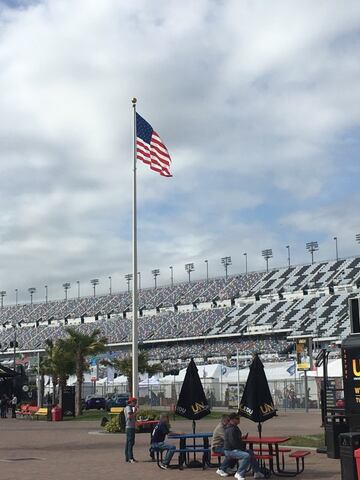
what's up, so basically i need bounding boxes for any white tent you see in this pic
[306,358,343,378]
[223,361,296,383]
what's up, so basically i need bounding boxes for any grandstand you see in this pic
[0,255,359,365]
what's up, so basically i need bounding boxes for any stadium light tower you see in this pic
[138,272,141,291]
[76,280,80,299]
[15,289,18,306]
[306,241,319,265]
[63,282,71,301]
[125,274,133,293]
[152,269,160,289]
[356,233,360,245]
[243,252,248,274]
[333,237,339,261]
[108,276,112,295]
[262,249,273,272]
[28,287,36,305]
[286,245,291,267]
[169,266,174,287]
[204,260,209,283]
[90,279,99,297]
[0,291,6,308]
[45,285,48,304]
[221,256,232,280]
[185,263,195,283]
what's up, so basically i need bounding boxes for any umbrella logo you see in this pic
[352,359,360,377]
[191,401,207,414]
[260,403,275,415]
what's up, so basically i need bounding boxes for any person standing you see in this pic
[224,413,264,480]
[124,397,138,463]
[0,395,8,418]
[10,394,17,419]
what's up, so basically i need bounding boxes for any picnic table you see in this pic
[245,436,310,476]
[167,432,212,469]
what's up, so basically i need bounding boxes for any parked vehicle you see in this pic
[106,394,129,410]
[84,395,106,410]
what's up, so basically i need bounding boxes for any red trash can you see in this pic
[51,405,62,422]
[355,449,360,479]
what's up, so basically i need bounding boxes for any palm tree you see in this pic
[58,328,107,416]
[105,351,162,394]
[41,339,76,405]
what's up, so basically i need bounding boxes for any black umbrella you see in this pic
[238,354,276,438]
[175,359,211,467]
[0,364,18,378]
[176,358,211,428]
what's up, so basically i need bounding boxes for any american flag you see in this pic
[136,113,172,177]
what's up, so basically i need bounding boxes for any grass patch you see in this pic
[283,434,325,448]
[63,410,106,421]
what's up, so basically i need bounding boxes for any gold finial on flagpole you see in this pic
[132,97,137,105]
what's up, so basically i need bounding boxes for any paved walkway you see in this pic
[0,410,341,480]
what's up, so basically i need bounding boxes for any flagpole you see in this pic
[132,97,139,398]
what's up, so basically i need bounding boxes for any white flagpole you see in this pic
[132,97,139,398]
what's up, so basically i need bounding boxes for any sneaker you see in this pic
[254,473,265,479]
[234,473,245,480]
[216,469,229,477]
[159,463,168,470]
[129,459,138,464]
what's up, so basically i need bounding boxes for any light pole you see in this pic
[63,282,71,301]
[169,266,174,287]
[243,252,248,274]
[204,260,209,283]
[45,285,48,304]
[108,276,112,295]
[125,274,133,293]
[356,233,360,246]
[333,237,339,261]
[15,289,18,306]
[76,280,80,299]
[28,287,36,305]
[185,263,195,283]
[138,272,141,291]
[286,245,291,267]
[262,249,273,272]
[152,269,160,289]
[0,291,6,308]
[90,279,99,297]
[11,323,18,370]
[221,256,232,280]
[306,241,319,264]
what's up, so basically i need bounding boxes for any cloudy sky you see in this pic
[0,0,360,304]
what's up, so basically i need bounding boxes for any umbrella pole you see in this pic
[193,420,196,462]
[258,422,262,455]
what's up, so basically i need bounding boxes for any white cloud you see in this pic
[0,0,359,302]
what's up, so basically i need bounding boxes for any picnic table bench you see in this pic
[34,407,49,420]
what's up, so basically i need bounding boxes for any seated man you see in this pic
[212,414,237,477]
[150,413,178,469]
[224,413,264,480]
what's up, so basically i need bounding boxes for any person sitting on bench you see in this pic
[224,413,264,480]
[150,414,179,470]
[212,414,237,476]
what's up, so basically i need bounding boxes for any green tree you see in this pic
[41,339,76,406]
[58,328,107,416]
[105,351,162,394]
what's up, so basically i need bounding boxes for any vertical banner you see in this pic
[296,337,313,371]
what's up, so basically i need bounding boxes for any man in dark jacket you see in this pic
[224,413,264,480]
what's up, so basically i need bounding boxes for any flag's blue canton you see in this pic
[136,113,153,144]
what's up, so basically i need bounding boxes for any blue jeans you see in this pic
[224,449,260,476]
[212,447,236,471]
[151,441,176,465]
[125,428,135,461]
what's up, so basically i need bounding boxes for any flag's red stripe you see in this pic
[136,130,172,177]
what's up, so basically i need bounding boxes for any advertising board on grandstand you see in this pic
[295,336,313,371]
